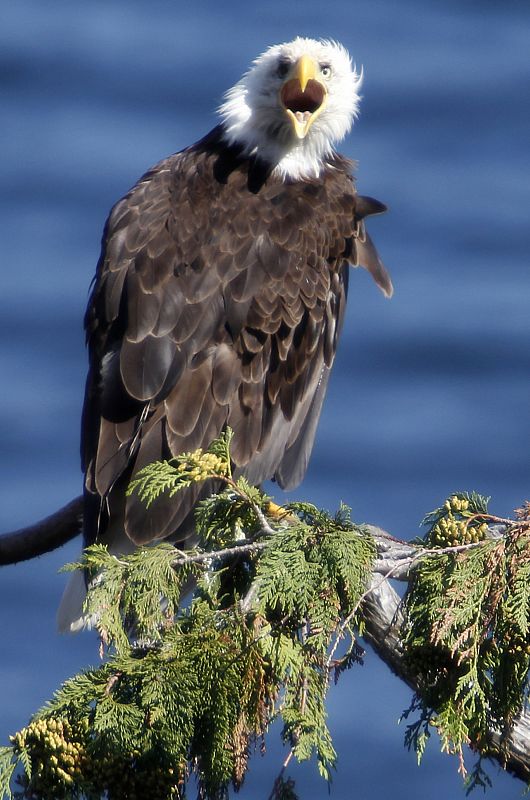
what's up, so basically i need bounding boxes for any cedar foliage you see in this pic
[1,432,529,799]
[0,431,375,800]
[402,493,530,788]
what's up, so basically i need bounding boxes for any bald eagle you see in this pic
[58,38,392,632]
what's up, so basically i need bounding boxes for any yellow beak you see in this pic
[296,53,317,92]
[280,54,328,139]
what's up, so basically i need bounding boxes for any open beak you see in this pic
[280,54,328,139]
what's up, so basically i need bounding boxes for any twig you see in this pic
[267,749,294,800]
[171,539,268,568]
[326,535,498,673]
[221,476,278,537]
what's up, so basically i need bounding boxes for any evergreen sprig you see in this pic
[126,428,233,508]
[254,504,375,781]
[4,450,530,798]
[402,492,530,780]
[2,433,376,800]
[63,542,202,653]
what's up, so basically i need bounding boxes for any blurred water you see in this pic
[1,1,528,797]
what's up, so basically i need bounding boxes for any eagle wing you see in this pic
[82,143,388,547]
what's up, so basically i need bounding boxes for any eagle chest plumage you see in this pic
[82,136,357,548]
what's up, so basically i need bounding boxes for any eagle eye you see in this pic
[276,59,291,79]
[320,63,332,79]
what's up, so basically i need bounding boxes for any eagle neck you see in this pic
[191,125,353,194]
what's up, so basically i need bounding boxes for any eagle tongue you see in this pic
[295,111,311,124]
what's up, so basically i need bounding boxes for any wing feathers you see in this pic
[120,334,178,401]
[211,344,242,405]
[356,231,394,298]
[82,140,390,550]
[164,357,214,437]
[126,274,162,342]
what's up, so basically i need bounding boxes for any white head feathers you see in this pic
[219,38,362,181]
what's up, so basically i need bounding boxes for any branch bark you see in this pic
[0,496,83,565]
[1,502,529,782]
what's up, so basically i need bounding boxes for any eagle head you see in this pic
[219,38,362,180]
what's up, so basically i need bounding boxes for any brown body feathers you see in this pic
[81,126,390,548]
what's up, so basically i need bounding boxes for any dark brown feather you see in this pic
[81,128,390,549]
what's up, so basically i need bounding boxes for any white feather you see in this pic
[57,520,137,634]
[56,570,91,633]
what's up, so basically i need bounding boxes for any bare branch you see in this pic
[171,539,268,567]
[0,496,83,565]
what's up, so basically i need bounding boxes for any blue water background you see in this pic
[1,1,529,797]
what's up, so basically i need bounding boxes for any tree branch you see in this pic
[0,496,83,565]
[361,535,530,784]
[1,501,529,782]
